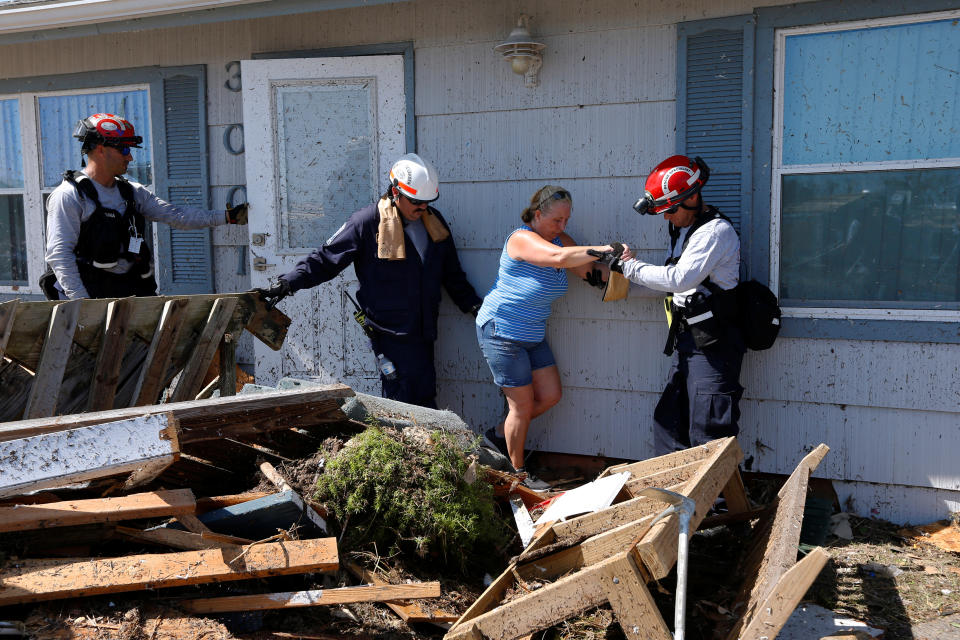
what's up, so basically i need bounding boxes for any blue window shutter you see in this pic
[154,68,213,294]
[677,16,755,242]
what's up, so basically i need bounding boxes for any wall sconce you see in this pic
[494,14,545,88]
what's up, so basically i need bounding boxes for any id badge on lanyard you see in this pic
[128,217,143,255]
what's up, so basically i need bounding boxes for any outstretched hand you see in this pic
[252,278,291,310]
[586,242,627,273]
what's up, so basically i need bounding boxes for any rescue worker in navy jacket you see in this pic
[43,112,248,300]
[594,155,744,454]
[256,153,482,409]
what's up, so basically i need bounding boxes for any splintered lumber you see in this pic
[23,300,82,419]
[170,297,239,402]
[635,437,743,579]
[132,297,190,407]
[86,298,134,412]
[736,548,830,640]
[447,550,649,640]
[0,537,338,605]
[179,582,442,614]
[260,461,328,533]
[347,562,460,624]
[725,444,830,640]
[0,385,353,444]
[0,489,195,533]
[0,413,180,499]
[599,551,672,640]
[115,525,253,551]
[0,299,20,360]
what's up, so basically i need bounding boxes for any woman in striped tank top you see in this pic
[476,186,620,488]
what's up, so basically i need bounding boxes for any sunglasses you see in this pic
[402,193,429,206]
[103,142,133,157]
[537,189,571,210]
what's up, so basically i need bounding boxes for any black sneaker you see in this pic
[484,427,510,458]
[515,467,550,491]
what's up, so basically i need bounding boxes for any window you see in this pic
[0,85,154,295]
[0,98,27,286]
[771,12,960,320]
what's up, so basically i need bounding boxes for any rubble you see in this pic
[2,296,952,639]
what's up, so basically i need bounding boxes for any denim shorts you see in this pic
[476,319,556,388]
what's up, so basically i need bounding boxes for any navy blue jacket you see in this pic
[282,203,481,342]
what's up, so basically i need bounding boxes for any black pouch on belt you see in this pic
[683,291,723,349]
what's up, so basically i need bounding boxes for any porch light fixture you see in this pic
[494,14,545,88]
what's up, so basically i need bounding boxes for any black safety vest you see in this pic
[65,170,151,270]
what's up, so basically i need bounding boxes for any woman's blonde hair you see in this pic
[521,185,572,223]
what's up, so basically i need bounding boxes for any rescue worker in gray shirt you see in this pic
[592,155,744,454]
[42,112,248,299]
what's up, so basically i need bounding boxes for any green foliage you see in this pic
[315,426,509,572]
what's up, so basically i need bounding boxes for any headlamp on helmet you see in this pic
[74,113,143,153]
[633,155,710,215]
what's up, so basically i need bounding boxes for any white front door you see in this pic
[242,56,405,388]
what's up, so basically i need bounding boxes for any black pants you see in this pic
[78,262,158,298]
[653,330,745,455]
[375,336,438,409]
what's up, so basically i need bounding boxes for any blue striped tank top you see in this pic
[476,226,568,342]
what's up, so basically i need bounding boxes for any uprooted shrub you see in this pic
[314,425,510,573]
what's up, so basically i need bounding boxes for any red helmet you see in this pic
[73,113,143,152]
[633,155,710,215]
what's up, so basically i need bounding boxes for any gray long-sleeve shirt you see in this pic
[621,217,740,307]
[45,172,225,299]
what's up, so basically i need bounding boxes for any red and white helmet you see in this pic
[389,153,440,203]
[633,155,710,215]
[73,113,143,152]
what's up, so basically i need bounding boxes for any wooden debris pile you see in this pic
[445,438,832,640]
[0,295,448,636]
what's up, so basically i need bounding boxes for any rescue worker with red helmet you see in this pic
[595,155,744,454]
[42,113,248,300]
[255,153,482,409]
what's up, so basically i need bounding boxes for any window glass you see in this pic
[782,18,960,165]
[777,16,960,312]
[275,81,375,250]
[781,168,960,307]
[0,195,27,285]
[0,99,23,188]
[37,89,152,188]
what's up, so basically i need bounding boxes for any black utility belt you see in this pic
[669,291,730,352]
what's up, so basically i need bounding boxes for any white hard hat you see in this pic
[389,153,440,203]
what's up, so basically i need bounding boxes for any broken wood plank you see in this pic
[115,525,252,551]
[0,299,20,361]
[260,461,328,533]
[736,548,830,640]
[23,300,82,419]
[177,513,214,534]
[179,582,442,614]
[0,537,338,605]
[445,553,615,640]
[599,439,724,479]
[721,466,752,514]
[347,562,460,624]
[170,297,239,402]
[0,489,195,533]
[86,298,134,411]
[0,413,180,499]
[726,445,830,640]
[600,550,672,640]
[635,437,743,579]
[218,332,238,397]
[131,298,190,406]
[196,492,272,513]
[0,384,353,443]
